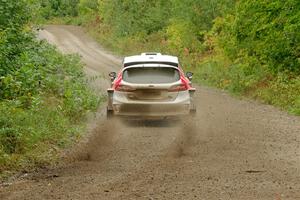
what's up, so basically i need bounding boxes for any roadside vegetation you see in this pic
[0,1,100,175]
[47,0,299,115]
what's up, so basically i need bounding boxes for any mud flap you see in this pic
[189,88,196,115]
[107,88,114,110]
[107,88,114,119]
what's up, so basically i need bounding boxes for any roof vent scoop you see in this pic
[141,52,162,56]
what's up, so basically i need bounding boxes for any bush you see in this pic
[194,55,300,114]
[255,73,300,113]
[0,0,30,30]
[0,99,81,171]
[0,37,100,171]
[214,0,300,73]
[0,1,100,173]
[39,0,80,19]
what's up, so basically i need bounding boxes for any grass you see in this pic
[193,56,300,115]
[0,99,80,173]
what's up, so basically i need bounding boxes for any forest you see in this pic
[61,0,299,114]
[0,0,299,173]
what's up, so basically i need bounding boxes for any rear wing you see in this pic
[123,61,178,68]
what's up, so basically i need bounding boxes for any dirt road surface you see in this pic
[0,25,299,200]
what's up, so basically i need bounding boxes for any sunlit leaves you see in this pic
[215,0,300,73]
[0,0,30,30]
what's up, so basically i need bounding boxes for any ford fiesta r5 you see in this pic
[107,52,196,119]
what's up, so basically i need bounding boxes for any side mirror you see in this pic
[186,71,193,81]
[109,72,117,81]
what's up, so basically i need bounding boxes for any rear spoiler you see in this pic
[124,61,178,68]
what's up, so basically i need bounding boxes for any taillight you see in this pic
[168,83,188,92]
[115,84,135,92]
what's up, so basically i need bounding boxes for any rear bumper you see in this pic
[113,103,190,118]
[111,90,191,118]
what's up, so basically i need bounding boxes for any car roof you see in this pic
[123,53,179,67]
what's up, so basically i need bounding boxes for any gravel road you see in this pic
[0,25,299,200]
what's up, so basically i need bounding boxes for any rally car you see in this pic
[107,52,196,119]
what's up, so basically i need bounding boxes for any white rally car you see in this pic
[107,53,196,119]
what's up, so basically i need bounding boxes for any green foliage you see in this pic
[98,0,171,37]
[0,39,100,170]
[170,0,235,32]
[39,0,80,19]
[194,56,300,115]
[75,0,299,115]
[255,73,300,114]
[0,1,100,173]
[0,99,83,171]
[197,0,300,114]
[78,0,98,15]
[166,19,203,54]
[215,0,300,73]
[97,0,234,42]
[0,0,30,30]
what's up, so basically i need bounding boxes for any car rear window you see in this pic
[122,67,180,84]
